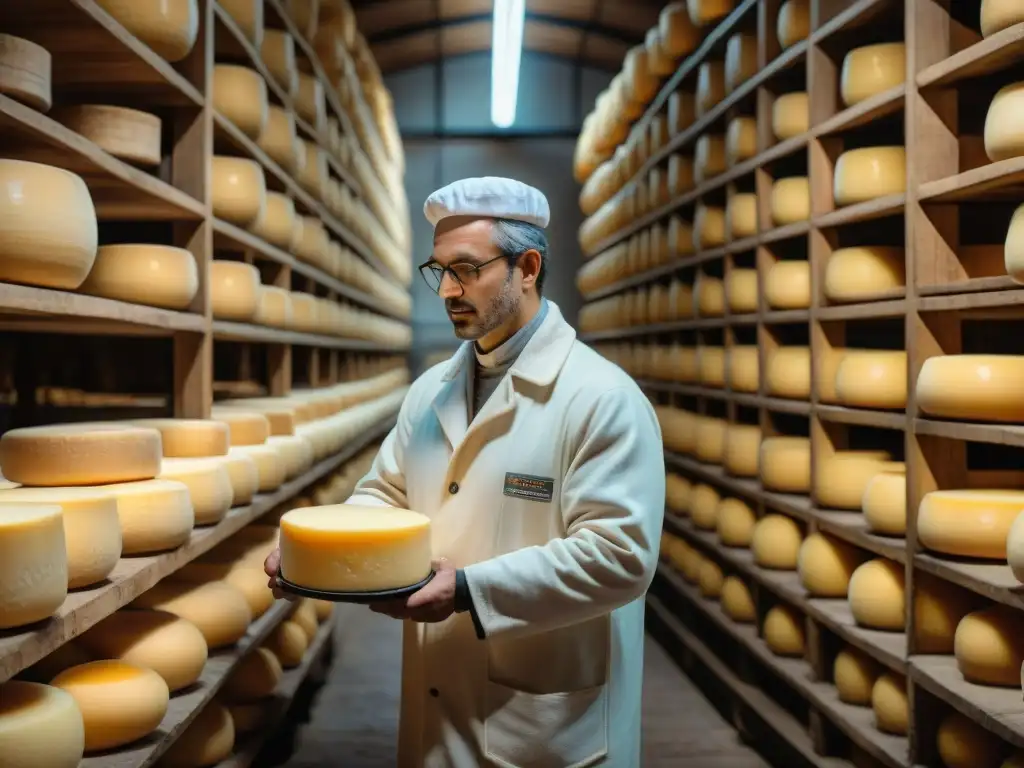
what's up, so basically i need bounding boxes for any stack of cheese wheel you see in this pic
[848,558,904,631]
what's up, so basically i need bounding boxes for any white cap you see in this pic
[424,176,550,229]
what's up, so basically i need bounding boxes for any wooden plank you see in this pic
[814,86,905,137]
[811,509,907,563]
[816,406,906,430]
[918,157,1024,203]
[813,195,906,230]
[816,298,907,321]
[913,419,1024,450]
[212,320,406,351]
[917,23,1024,89]
[913,554,1024,611]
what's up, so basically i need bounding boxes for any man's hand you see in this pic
[369,557,457,623]
[264,548,296,602]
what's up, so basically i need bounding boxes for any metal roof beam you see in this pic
[366,11,640,46]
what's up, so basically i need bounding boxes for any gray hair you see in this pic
[492,219,548,295]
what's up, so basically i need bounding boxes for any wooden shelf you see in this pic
[212,320,406,351]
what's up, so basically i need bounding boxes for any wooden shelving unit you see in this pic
[577,1,1024,766]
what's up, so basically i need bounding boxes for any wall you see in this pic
[385,52,613,373]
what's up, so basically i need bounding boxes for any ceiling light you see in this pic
[491,0,525,128]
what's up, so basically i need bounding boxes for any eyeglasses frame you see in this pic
[417,251,521,296]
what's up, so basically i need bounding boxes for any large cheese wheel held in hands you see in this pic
[954,605,1024,686]
[51,660,169,752]
[917,355,1024,422]
[848,558,904,630]
[833,147,906,206]
[824,247,905,302]
[94,0,199,62]
[0,681,85,768]
[96,478,193,555]
[918,490,1024,559]
[0,504,67,629]
[132,579,252,649]
[840,44,906,107]
[0,160,98,290]
[279,504,433,592]
[79,245,199,310]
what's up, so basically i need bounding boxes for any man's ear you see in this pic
[518,249,541,289]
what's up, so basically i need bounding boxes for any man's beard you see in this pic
[447,277,519,341]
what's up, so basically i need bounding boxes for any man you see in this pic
[266,176,665,767]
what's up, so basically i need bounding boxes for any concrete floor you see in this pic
[260,604,768,767]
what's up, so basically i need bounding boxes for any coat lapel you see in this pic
[431,343,472,451]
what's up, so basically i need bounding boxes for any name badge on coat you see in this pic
[503,472,555,502]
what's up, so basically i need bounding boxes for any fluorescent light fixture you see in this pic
[491,0,525,128]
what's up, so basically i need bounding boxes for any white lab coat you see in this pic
[347,301,665,767]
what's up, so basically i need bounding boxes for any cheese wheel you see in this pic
[723,423,760,477]
[291,599,318,641]
[1004,203,1024,284]
[263,620,308,668]
[0,423,161,487]
[696,60,725,116]
[914,573,976,654]
[764,604,805,657]
[132,579,252,649]
[53,105,162,166]
[219,0,263,45]
[227,702,265,734]
[693,204,727,249]
[840,44,905,107]
[94,0,199,62]
[133,418,230,458]
[211,65,268,142]
[666,473,692,514]
[177,561,273,618]
[257,106,298,172]
[268,434,314,479]
[646,28,675,78]
[668,154,694,198]
[760,436,811,492]
[250,192,296,248]
[0,504,67,629]
[848,558,904,630]
[210,408,270,447]
[834,351,907,409]
[752,514,802,569]
[261,30,298,95]
[727,270,758,315]
[230,444,286,492]
[0,160,98,290]
[253,285,292,328]
[727,194,758,239]
[209,260,260,322]
[79,244,198,310]
[211,156,266,226]
[661,3,701,57]
[871,673,908,735]
[160,701,235,768]
[954,605,1024,687]
[726,117,757,168]
[695,134,726,183]
[917,355,1024,422]
[96,478,193,555]
[937,712,1004,768]
[981,0,1024,38]
[699,346,726,387]
[834,647,880,705]
[814,452,896,510]
[0,680,85,767]
[79,609,207,692]
[824,247,905,302]
[717,497,756,546]
[720,576,756,622]
[689,483,721,530]
[218,400,297,436]
[159,457,234,525]
[695,274,726,317]
[699,559,725,598]
[694,416,727,464]
[984,83,1024,162]
[765,260,811,309]
[863,469,907,536]
[766,347,810,398]
[777,0,810,48]
[771,177,810,225]
[919,490,1024,559]
[222,647,282,702]
[773,92,809,141]
[296,72,326,128]
[798,533,867,597]
[0,34,51,112]
[52,660,168,752]
[687,0,736,26]
[313,598,333,622]
[725,34,757,92]
[0,488,120,589]
[833,147,906,206]
[729,345,759,392]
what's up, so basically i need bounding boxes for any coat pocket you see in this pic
[483,678,609,768]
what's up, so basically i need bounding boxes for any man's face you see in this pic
[431,217,520,342]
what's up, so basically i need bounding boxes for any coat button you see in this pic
[448,481,459,495]
[429,687,439,698]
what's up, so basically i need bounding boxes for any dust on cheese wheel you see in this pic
[78,609,207,692]
[863,468,907,536]
[814,451,895,510]
[716,497,756,547]
[985,83,1024,162]
[133,579,252,649]
[0,681,85,767]
[833,147,906,206]
[159,457,234,525]
[848,558,904,630]
[723,423,760,477]
[0,160,97,291]
[257,106,298,172]
[0,504,67,629]
[834,350,907,409]
[725,34,757,92]
[666,473,692,514]
[777,0,810,48]
[0,488,120,589]
[227,702,265,734]
[688,483,720,530]
[727,194,758,239]
[871,673,908,735]
[915,573,977,654]
[937,712,1004,768]
[694,273,725,316]
[210,408,270,447]
[688,0,736,26]
[917,355,1024,422]
[698,559,725,598]
[696,60,725,116]
[52,660,168,752]
[211,156,266,226]
[720,576,756,622]
[219,0,263,45]
[824,247,905,302]
[981,0,1024,38]
[764,604,805,657]
[797,533,867,597]
[918,490,1024,559]
[279,504,432,592]
[263,621,308,668]
[726,117,757,166]
[752,514,802,569]
[96,478,193,555]
[209,260,260,322]
[661,3,701,57]
[728,345,759,392]
[695,134,726,182]
[261,30,298,95]
[772,92,809,140]
[766,346,810,398]
[222,647,282,702]
[693,204,727,250]
[94,0,199,62]
[250,192,296,248]
[954,605,1024,687]
[694,416,726,464]
[765,260,811,309]
[212,65,267,140]
[134,418,230,458]
[840,44,905,107]
[0,423,161,487]
[80,244,198,310]
[833,647,880,706]
[230,444,286,492]
[160,701,235,768]
[760,436,811,492]
[771,177,810,225]
[698,346,726,387]
[53,105,162,166]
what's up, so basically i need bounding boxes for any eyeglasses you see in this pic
[418,253,516,295]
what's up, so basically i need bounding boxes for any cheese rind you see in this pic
[917,354,1024,422]
[814,452,897,510]
[210,260,261,321]
[0,504,67,629]
[834,351,908,409]
[720,576,755,622]
[840,43,906,107]
[833,647,880,705]
[848,558,904,630]
[159,457,234,525]
[770,177,810,225]
[723,423,760,477]
[937,712,1004,768]
[798,533,867,597]
[80,244,198,310]
[160,701,235,768]
[981,0,1024,38]
[914,573,975,654]
[752,514,802,570]
[872,673,908,735]
[918,489,1024,559]
[760,437,811,492]
[230,444,287,492]
[954,605,1024,687]
[764,604,805,656]
[833,147,906,206]
[222,647,282,702]
[777,0,810,48]
[984,82,1024,162]
[132,579,252,649]
[212,64,267,140]
[279,504,433,592]
[716,497,756,547]
[96,478,194,554]
[132,418,230,458]
[772,92,808,141]
[824,247,905,302]
[765,260,811,309]
[766,347,810,399]
[0,681,85,768]
[211,408,270,447]
[263,620,308,668]
[863,469,907,535]
[94,0,199,62]
[211,156,266,227]
[177,561,273,618]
